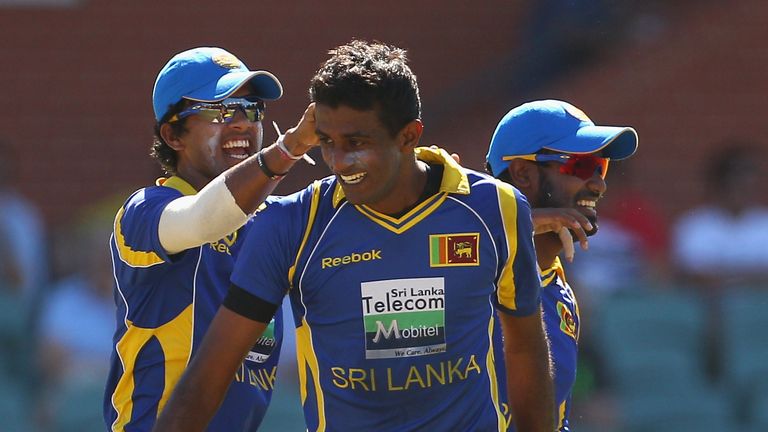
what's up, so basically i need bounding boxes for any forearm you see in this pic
[152,362,229,431]
[153,306,270,431]
[226,105,317,212]
[501,311,555,432]
[158,130,313,255]
[505,349,554,431]
[225,136,308,211]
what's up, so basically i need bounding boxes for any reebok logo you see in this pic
[322,249,382,269]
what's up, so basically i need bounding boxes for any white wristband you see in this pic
[272,121,316,165]
[276,134,303,160]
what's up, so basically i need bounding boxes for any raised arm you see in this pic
[500,309,555,432]
[152,304,270,431]
[158,103,319,254]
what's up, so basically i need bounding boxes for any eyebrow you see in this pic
[315,128,372,139]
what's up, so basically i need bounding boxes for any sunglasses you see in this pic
[503,153,609,180]
[168,96,265,124]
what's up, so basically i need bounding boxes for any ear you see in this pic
[160,123,185,151]
[507,159,539,194]
[399,119,424,151]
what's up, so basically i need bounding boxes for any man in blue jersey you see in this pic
[486,99,639,431]
[155,40,554,432]
[104,47,317,431]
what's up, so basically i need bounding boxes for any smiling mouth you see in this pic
[576,199,599,235]
[339,172,366,184]
[222,139,250,160]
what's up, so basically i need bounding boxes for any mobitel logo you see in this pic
[322,249,382,269]
[361,277,446,359]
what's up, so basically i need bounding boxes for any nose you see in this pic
[586,173,607,196]
[322,144,353,174]
[227,109,254,129]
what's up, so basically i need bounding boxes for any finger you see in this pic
[451,153,461,164]
[558,227,575,263]
[571,221,593,250]
[304,102,316,120]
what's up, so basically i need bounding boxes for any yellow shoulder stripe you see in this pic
[288,181,323,285]
[113,207,164,268]
[495,182,519,310]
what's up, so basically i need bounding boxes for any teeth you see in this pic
[222,139,249,149]
[229,154,248,160]
[340,172,366,184]
[577,200,596,208]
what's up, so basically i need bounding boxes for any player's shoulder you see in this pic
[123,181,183,209]
[258,176,336,212]
[117,184,180,222]
[463,168,525,202]
[248,176,337,229]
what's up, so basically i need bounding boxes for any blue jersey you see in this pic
[104,176,282,431]
[231,148,541,432]
[508,258,579,432]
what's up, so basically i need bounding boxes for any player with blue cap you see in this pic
[486,99,638,432]
[104,46,318,431]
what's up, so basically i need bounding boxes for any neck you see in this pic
[174,163,208,192]
[369,158,429,215]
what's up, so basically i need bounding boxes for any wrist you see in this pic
[281,131,314,158]
[256,149,288,180]
[275,134,303,161]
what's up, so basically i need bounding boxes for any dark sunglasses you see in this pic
[168,96,265,124]
[503,153,609,180]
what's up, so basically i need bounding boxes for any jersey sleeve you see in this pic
[231,189,312,307]
[113,187,180,266]
[494,182,542,316]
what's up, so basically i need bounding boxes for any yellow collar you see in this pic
[332,146,470,207]
[156,176,198,196]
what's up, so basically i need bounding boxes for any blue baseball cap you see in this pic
[152,47,283,122]
[486,99,638,177]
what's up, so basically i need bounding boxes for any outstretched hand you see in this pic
[531,208,593,262]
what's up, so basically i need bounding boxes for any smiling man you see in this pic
[486,99,638,431]
[154,40,554,432]
[104,47,316,431]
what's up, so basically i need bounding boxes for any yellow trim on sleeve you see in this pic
[113,207,165,268]
[496,182,519,310]
[288,181,322,285]
[558,399,567,430]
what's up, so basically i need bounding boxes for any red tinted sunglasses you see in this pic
[503,153,609,180]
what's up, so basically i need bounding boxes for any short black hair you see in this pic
[150,99,189,175]
[309,39,421,137]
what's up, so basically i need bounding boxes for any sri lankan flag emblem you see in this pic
[429,233,480,267]
[556,301,577,339]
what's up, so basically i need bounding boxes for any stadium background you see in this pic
[0,0,767,431]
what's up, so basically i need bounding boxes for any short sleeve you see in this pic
[494,183,541,316]
[231,193,310,306]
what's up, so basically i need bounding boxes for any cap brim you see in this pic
[185,70,283,103]
[545,126,638,160]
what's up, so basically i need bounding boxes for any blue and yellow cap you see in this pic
[486,99,638,177]
[152,47,283,122]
